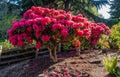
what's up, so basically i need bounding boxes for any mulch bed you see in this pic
[0,49,120,77]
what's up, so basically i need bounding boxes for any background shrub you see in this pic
[109,23,120,49]
[0,14,20,42]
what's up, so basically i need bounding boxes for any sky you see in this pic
[98,5,111,19]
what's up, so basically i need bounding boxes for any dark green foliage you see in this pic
[90,0,109,9]
[20,0,56,13]
[19,0,118,26]
[110,0,120,18]
[62,42,72,51]
[0,14,20,42]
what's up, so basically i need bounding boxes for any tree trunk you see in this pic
[76,47,80,56]
[48,46,57,62]
[35,49,39,59]
[63,0,70,12]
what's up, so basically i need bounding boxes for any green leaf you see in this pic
[102,54,118,74]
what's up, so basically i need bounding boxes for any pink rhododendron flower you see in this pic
[58,15,65,19]
[75,40,81,48]
[35,32,41,38]
[9,38,17,46]
[84,29,91,37]
[26,37,32,44]
[72,23,79,28]
[66,12,72,20]
[29,13,38,19]
[41,17,51,25]
[53,11,59,16]
[36,42,42,49]
[66,21,74,26]
[25,19,33,26]
[17,41,25,46]
[59,10,66,14]
[78,23,84,28]
[77,14,83,17]
[61,29,68,37]
[52,24,60,31]
[27,27,32,32]
[33,24,39,30]
[21,33,27,37]
[91,40,98,46]
[41,35,50,42]
[78,17,85,22]
[51,18,57,23]
[8,6,110,51]
[76,30,84,37]
[17,35,22,41]
[12,21,19,29]
[7,29,13,36]
[19,21,25,27]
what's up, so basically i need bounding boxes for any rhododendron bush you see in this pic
[7,6,110,62]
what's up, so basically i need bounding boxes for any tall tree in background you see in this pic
[0,0,118,26]
[110,0,120,18]
[20,0,109,20]
[1,0,109,20]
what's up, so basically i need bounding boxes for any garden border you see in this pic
[0,44,61,66]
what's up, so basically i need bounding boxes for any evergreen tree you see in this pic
[19,0,109,20]
[110,0,120,18]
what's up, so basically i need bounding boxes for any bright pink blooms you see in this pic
[36,42,42,49]
[17,41,25,46]
[35,32,41,38]
[75,40,81,48]
[73,23,79,28]
[41,17,51,26]
[26,37,32,44]
[61,29,68,37]
[76,30,84,37]
[84,29,91,37]
[52,24,61,31]
[7,29,13,36]
[41,35,50,42]
[9,38,17,46]
[8,6,110,49]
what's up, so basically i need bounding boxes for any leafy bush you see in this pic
[109,23,120,49]
[0,14,20,32]
[62,42,72,51]
[102,54,118,74]
[0,40,13,52]
[114,70,120,77]
[96,35,110,49]
[7,6,110,62]
[0,14,20,42]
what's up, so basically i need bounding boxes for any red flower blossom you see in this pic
[61,29,68,37]
[8,6,110,50]
[41,35,50,42]
[76,30,84,37]
[36,42,42,49]
[17,41,25,46]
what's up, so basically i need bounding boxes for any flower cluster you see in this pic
[8,6,110,49]
[89,23,110,46]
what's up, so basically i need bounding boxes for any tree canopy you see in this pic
[0,0,119,26]
[110,0,120,18]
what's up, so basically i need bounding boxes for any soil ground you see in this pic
[0,49,120,77]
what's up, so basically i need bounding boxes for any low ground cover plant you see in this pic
[0,40,13,52]
[102,54,120,77]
